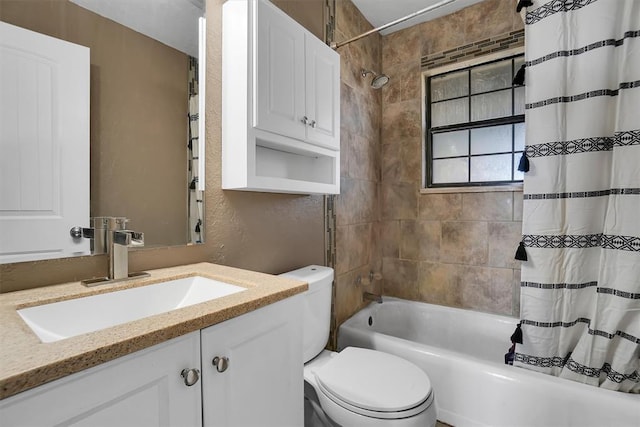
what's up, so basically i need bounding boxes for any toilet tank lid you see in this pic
[278,265,333,288]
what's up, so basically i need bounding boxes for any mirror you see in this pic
[0,0,205,263]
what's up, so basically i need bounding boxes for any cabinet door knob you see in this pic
[300,116,309,125]
[309,120,317,128]
[212,356,229,373]
[180,368,200,386]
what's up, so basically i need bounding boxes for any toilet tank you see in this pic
[279,265,333,363]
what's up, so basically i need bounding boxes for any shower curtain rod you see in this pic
[330,0,457,49]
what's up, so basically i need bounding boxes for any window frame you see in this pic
[421,47,525,193]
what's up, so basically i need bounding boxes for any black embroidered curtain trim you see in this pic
[523,188,640,200]
[525,30,640,67]
[514,353,640,384]
[521,234,640,251]
[596,287,640,299]
[525,0,599,25]
[522,282,640,300]
[522,130,640,158]
[521,281,598,290]
[520,319,640,344]
[526,80,640,109]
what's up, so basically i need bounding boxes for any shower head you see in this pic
[361,69,390,89]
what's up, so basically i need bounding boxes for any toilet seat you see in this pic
[313,347,433,420]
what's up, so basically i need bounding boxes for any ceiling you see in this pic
[350,0,485,35]
[69,0,204,57]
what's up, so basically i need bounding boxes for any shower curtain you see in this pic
[514,0,640,392]
[188,56,204,244]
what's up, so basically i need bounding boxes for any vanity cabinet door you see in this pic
[201,295,303,427]
[0,332,202,427]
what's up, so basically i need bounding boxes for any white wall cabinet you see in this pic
[0,296,303,427]
[222,0,340,194]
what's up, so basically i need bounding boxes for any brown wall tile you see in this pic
[382,258,419,300]
[461,192,514,221]
[440,221,488,265]
[488,221,522,269]
[377,0,525,318]
[381,221,401,258]
[333,0,382,335]
[381,99,422,141]
[381,182,418,220]
[458,265,513,315]
[418,261,462,307]
[513,191,523,221]
[419,193,463,220]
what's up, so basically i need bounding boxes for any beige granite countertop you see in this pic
[0,262,307,400]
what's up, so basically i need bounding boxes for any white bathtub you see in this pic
[337,298,639,427]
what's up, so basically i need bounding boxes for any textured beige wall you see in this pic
[0,0,325,293]
[272,0,325,40]
[380,0,525,317]
[332,0,382,332]
[0,0,189,247]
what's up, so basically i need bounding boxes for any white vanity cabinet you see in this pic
[0,296,303,427]
[201,294,303,426]
[0,332,202,427]
[222,0,340,194]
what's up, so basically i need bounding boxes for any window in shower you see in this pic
[424,53,525,189]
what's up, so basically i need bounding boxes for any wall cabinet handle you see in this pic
[300,116,309,125]
[212,356,229,373]
[180,368,200,386]
[309,120,317,128]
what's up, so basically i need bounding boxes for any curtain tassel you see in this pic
[511,323,523,344]
[515,241,528,261]
[513,64,526,86]
[517,152,530,172]
[516,0,533,13]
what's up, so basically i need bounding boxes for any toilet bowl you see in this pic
[280,266,437,427]
[305,349,436,427]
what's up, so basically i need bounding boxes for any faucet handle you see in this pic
[113,230,144,247]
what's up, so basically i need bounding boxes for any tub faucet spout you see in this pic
[363,292,383,304]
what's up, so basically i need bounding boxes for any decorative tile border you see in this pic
[421,29,525,69]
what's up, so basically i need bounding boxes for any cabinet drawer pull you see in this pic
[180,368,200,386]
[212,356,229,373]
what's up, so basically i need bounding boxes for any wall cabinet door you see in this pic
[201,296,303,427]
[304,33,340,150]
[0,332,202,427]
[253,0,339,150]
[255,0,306,141]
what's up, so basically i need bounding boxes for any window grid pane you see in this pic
[426,54,524,187]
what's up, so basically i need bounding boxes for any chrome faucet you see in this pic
[363,292,383,304]
[110,228,145,280]
[81,216,149,286]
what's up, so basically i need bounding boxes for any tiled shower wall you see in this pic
[379,0,525,317]
[331,0,383,344]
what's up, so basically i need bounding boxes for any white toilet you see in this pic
[280,265,437,427]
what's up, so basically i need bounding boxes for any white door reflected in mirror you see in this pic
[0,22,90,264]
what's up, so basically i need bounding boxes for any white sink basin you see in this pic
[18,276,246,343]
